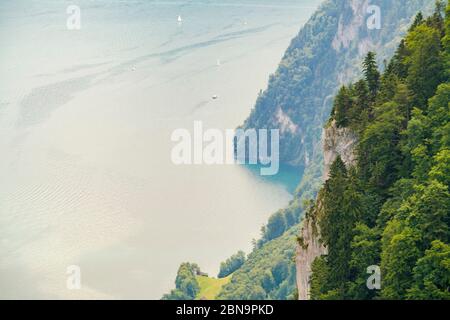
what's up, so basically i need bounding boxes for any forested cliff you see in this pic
[300,2,450,299]
[241,0,434,170]
[216,0,439,301]
[296,119,357,299]
[164,0,442,300]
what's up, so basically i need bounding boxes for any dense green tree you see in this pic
[387,40,409,79]
[381,222,421,299]
[218,251,246,278]
[393,83,413,124]
[309,256,332,300]
[430,149,450,186]
[333,86,353,127]
[218,227,299,300]
[405,181,450,247]
[163,263,201,300]
[272,261,289,285]
[444,1,450,75]
[257,202,302,248]
[363,52,381,100]
[265,212,287,241]
[319,157,357,295]
[427,83,450,151]
[309,4,450,300]
[403,108,433,180]
[406,24,444,108]
[426,0,445,34]
[347,223,381,300]
[409,12,424,32]
[349,80,371,131]
[261,270,275,292]
[377,179,416,228]
[358,101,405,194]
[407,240,450,300]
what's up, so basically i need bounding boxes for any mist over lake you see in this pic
[0,0,320,299]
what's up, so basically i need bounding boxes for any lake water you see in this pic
[0,0,320,299]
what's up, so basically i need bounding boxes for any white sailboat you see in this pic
[216,59,221,66]
[177,15,182,23]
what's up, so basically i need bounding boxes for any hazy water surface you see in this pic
[0,0,320,299]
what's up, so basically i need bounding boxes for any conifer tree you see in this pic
[363,52,380,100]
[306,4,450,301]
[406,24,444,108]
[333,86,353,127]
[409,12,424,32]
[427,0,445,35]
[350,80,370,130]
[387,40,409,79]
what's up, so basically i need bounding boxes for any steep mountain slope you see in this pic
[164,0,436,300]
[301,2,449,299]
[241,0,434,169]
[217,0,436,300]
[296,120,357,299]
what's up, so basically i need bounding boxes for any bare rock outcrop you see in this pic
[322,120,358,180]
[296,120,357,300]
[296,197,327,300]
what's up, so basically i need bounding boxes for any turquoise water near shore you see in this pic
[0,0,320,298]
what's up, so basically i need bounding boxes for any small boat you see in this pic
[216,59,221,66]
[177,15,182,23]
[212,95,218,100]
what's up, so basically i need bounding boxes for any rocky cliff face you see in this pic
[240,0,433,168]
[296,120,357,300]
[332,0,370,52]
[295,196,327,300]
[322,120,358,180]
